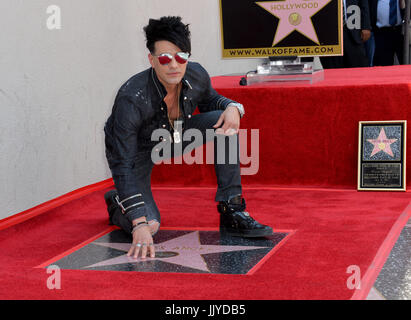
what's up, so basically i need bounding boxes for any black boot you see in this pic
[104,189,118,225]
[217,196,273,238]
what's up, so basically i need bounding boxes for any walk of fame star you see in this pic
[45,229,289,274]
[85,231,268,272]
[256,0,332,45]
[367,128,398,158]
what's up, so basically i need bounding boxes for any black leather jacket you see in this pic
[104,61,237,222]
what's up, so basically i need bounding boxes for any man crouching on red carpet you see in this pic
[103,16,273,259]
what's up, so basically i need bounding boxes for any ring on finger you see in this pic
[135,243,142,247]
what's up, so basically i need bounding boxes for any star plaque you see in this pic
[41,229,291,274]
[358,121,407,191]
[219,0,342,58]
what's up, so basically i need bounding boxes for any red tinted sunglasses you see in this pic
[154,52,190,65]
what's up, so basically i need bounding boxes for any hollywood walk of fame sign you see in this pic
[43,229,291,274]
[358,121,407,191]
[219,0,342,58]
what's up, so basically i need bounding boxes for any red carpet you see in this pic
[1,67,410,299]
[151,66,411,188]
[0,185,410,300]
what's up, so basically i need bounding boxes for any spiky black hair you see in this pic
[143,16,191,55]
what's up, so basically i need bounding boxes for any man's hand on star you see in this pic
[127,217,156,259]
[213,106,241,136]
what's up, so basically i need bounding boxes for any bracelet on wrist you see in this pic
[132,222,149,234]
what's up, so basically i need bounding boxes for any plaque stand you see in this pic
[245,56,324,85]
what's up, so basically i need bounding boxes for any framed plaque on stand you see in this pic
[219,0,342,85]
[358,121,407,191]
[219,0,342,59]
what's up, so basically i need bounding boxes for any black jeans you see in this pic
[373,25,404,66]
[110,110,242,233]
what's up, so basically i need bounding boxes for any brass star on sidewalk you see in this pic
[84,231,267,273]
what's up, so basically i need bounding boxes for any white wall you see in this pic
[0,0,264,219]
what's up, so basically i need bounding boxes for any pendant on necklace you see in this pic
[173,130,181,144]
